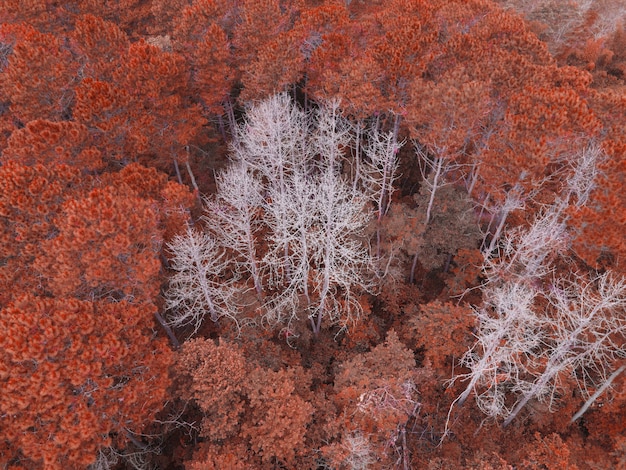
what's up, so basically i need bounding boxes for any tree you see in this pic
[0,23,77,124]
[176,337,313,467]
[205,162,265,299]
[261,168,318,327]
[408,301,476,371]
[361,125,402,259]
[502,272,626,427]
[164,227,239,334]
[569,90,626,274]
[35,184,163,302]
[173,1,236,118]
[176,338,248,441]
[231,93,376,333]
[454,204,626,427]
[2,119,104,171]
[241,367,314,466]
[233,0,304,101]
[297,2,388,118]
[0,161,84,305]
[70,36,207,172]
[325,330,420,469]
[69,14,129,82]
[308,169,373,333]
[0,294,172,469]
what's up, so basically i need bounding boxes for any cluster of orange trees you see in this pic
[1,0,625,468]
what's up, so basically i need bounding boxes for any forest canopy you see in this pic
[1,0,626,468]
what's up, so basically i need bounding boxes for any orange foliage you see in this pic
[517,433,579,470]
[187,441,250,470]
[99,163,196,239]
[0,294,172,469]
[408,301,476,371]
[297,3,387,118]
[0,23,77,124]
[107,40,206,169]
[0,161,193,305]
[69,14,130,81]
[0,162,84,304]
[3,119,103,171]
[569,89,626,272]
[242,367,314,466]
[2,0,626,467]
[35,184,161,301]
[188,23,234,114]
[173,1,235,114]
[234,0,304,101]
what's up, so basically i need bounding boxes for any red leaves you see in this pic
[234,0,305,101]
[177,337,314,466]
[0,295,172,469]
[70,15,129,80]
[194,24,233,112]
[3,119,104,170]
[0,159,193,306]
[38,185,160,300]
[0,24,77,123]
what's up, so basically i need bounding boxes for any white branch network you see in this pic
[453,144,626,426]
[163,227,239,335]
[166,93,383,335]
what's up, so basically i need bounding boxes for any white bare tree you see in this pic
[163,227,239,335]
[454,215,626,426]
[454,205,566,416]
[204,162,264,300]
[230,94,377,333]
[166,94,384,336]
[451,144,626,427]
[262,169,318,326]
[232,92,312,185]
[309,169,373,333]
[502,272,626,426]
[361,126,402,259]
[311,98,352,174]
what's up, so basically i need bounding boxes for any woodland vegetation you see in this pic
[1,0,626,468]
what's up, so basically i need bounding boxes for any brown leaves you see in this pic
[409,300,475,371]
[177,338,248,441]
[327,330,420,467]
[243,367,314,465]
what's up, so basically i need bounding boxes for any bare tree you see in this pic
[168,94,383,336]
[205,162,264,300]
[163,227,239,335]
[361,126,402,259]
[262,170,318,326]
[311,98,352,174]
[453,196,626,427]
[309,169,373,333]
[502,272,626,427]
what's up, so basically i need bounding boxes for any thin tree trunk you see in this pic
[154,311,180,349]
[425,156,444,224]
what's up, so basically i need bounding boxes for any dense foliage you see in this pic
[1,0,625,468]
